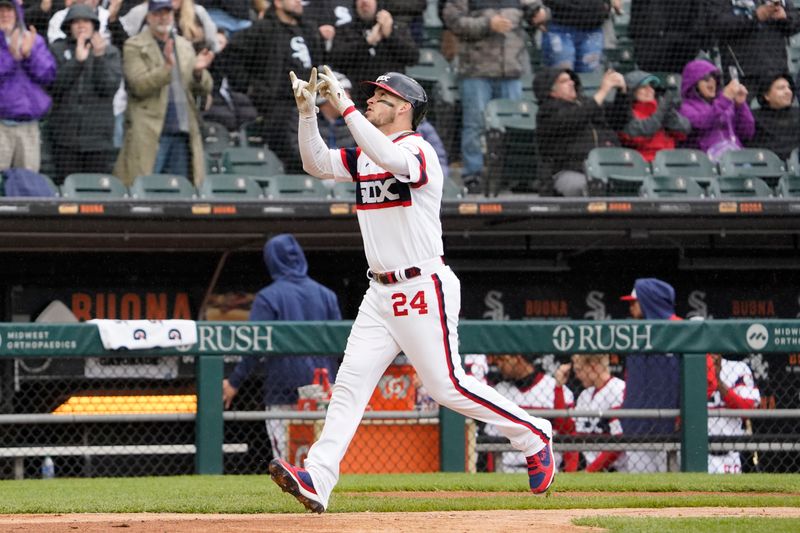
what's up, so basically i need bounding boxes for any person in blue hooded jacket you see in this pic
[619,277,681,473]
[223,234,341,460]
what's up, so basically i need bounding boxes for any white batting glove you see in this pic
[289,67,319,118]
[318,65,355,115]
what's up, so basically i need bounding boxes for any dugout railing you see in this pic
[0,319,798,476]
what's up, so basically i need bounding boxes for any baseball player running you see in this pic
[268,66,554,513]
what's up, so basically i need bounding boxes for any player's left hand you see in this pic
[289,67,319,117]
[318,65,355,114]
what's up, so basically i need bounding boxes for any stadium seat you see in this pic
[201,120,232,156]
[265,174,329,200]
[221,146,285,177]
[331,181,356,201]
[406,51,460,160]
[442,175,465,199]
[603,43,636,73]
[521,71,535,102]
[717,148,786,189]
[651,149,717,190]
[708,176,774,198]
[584,147,651,196]
[61,173,127,199]
[130,174,196,199]
[786,148,800,177]
[639,175,706,198]
[198,174,264,199]
[484,98,538,195]
[776,175,800,197]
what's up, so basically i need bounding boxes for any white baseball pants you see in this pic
[304,263,552,508]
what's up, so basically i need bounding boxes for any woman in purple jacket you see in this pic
[678,59,755,162]
[0,0,56,172]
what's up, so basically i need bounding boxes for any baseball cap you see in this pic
[0,0,15,8]
[148,0,173,12]
[620,288,637,302]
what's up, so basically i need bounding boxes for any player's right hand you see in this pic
[289,67,319,118]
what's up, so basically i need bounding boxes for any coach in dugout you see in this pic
[619,277,682,473]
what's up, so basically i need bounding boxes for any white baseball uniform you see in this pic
[707,358,760,474]
[574,376,625,471]
[297,107,552,508]
[485,374,573,472]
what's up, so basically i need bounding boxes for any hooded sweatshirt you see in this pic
[621,278,682,436]
[227,234,342,406]
[534,66,618,191]
[678,59,755,159]
[0,0,56,121]
[748,73,800,161]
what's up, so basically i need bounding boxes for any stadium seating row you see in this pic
[0,172,467,201]
[585,147,800,198]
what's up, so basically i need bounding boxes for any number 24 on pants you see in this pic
[392,291,429,316]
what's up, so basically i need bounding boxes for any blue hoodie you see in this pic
[622,278,681,436]
[227,234,341,405]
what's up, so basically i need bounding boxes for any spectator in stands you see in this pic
[197,0,252,35]
[113,0,213,185]
[706,352,761,474]
[541,0,610,72]
[619,278,681,473]
[329,0,418,87]
[555,353,625,472]
[0,0,56,172]
[679,59,755,162]
[748,72,800,160]
[223,234,341,461]
[299,0,356,53]
[107,0,143,47]
[216,0,322,172]
[484,354,574,473]
[118,0,224,53]
[608,70,691,162]
[442,0,547,194]
[47,0,110,44]
[707,0,800,87]
[49,4,122,183]
[628,0,706,73]
[381,0,426,44]
[23,0,64,35]
[534,66,624,196]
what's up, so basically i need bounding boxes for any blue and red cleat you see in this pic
[527,442,555,494]
[268,458,325,513]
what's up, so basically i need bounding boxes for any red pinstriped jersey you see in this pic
[574,376,625,467]
[708,359,760,436]
[331,132,444,272]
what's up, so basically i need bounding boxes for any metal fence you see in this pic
[0,320,799,478]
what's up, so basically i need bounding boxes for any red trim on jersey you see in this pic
[519,372,545,393]
[722,388,757,409]
[392,131,421,143]
[586,451,621,472]
[592,376,614,400]
[357,171,394,181]
[432,274,550,445]
[342,106,357,117]
[410,149,429,189]
[553,385,576,435]
[355,199,412,210]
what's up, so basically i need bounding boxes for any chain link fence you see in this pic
[2,348,798,479]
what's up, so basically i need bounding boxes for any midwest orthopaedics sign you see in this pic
[551,324,653,352]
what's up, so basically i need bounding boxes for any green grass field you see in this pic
[1,473,799,532]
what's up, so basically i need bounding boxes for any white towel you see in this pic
[89,320,197,350]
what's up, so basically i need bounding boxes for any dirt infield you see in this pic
[1,505,799,532]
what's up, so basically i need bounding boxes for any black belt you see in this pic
[370,266,422,285]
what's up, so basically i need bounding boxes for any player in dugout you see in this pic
[266,66,556,513]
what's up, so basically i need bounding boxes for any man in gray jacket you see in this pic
[443,0,546,193]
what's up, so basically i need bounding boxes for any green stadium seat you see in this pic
[406,50,460,159]
[776,175,800,197]
[442,175,465,199]
[708,176,774,198]
[651,149,717,190]
[198,174,264,200]
[639,175,706,198]
[264,174,330,200]
[61,173,127,199]
[222,146,285,177]
[130,174,196,199]
[331,181,356,201]
[585,147,651,196]
[717,148,786,189]
[484,98,538,195]
[201,120,232,156]
[786,148,800,177]
[521,71,535,102]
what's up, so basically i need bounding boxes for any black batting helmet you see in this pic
[361,72,429,129]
